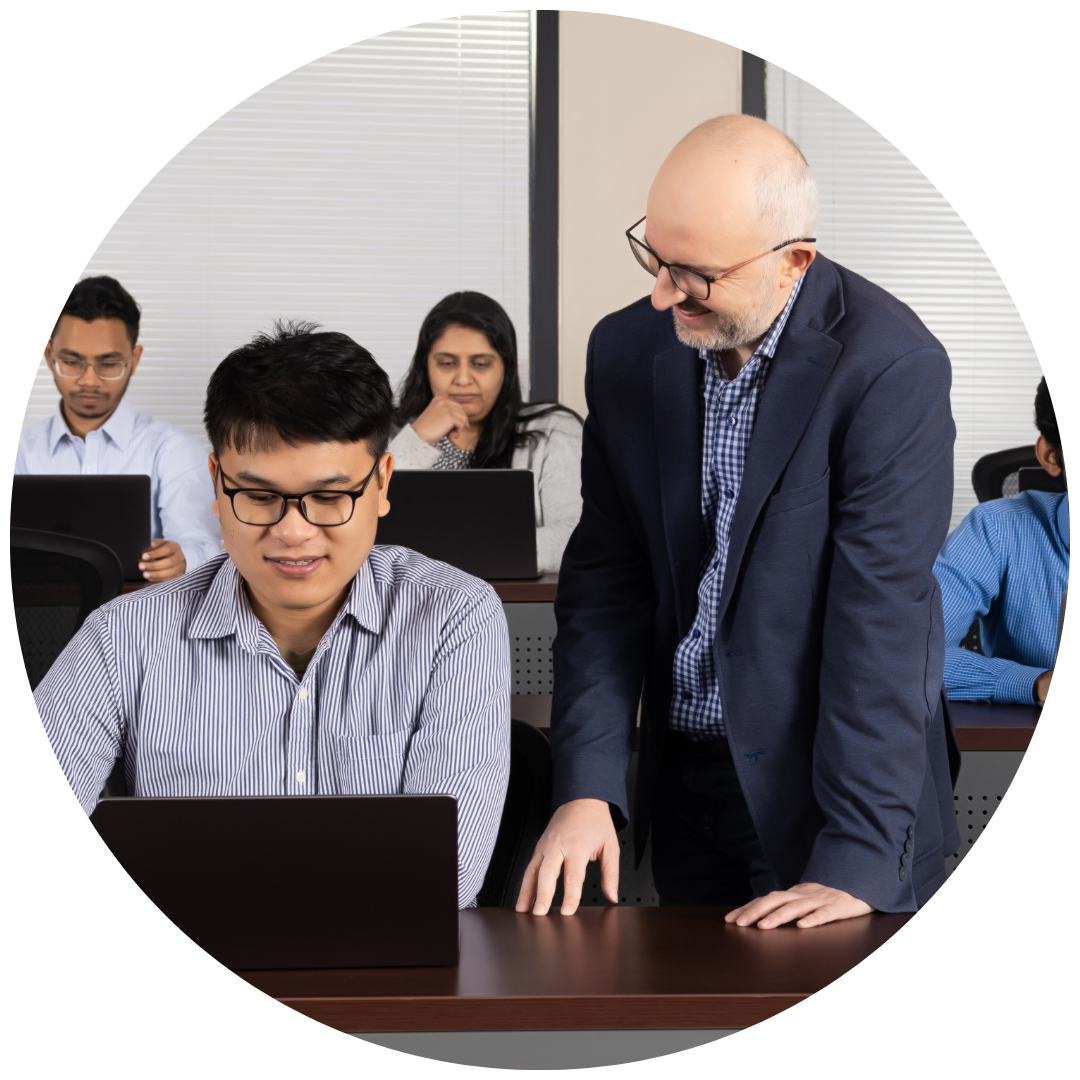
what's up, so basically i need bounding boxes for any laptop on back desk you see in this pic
[376,469,538,580]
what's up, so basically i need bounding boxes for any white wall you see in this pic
[557,13,742,416]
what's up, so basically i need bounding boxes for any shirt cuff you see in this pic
[994,663,1047,705]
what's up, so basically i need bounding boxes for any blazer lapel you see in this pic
[716,267,845,628]
[653,344,705,636]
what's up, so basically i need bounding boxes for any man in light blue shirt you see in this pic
[935,378,1068,705]
[16,276,221,578]
[35,321,511,907]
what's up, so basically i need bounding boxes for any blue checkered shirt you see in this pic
[668,277,804,739]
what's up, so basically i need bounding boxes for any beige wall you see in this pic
[558,13,742,415]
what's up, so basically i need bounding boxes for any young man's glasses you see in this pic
[625,215,816,301]
[53,356,131,380]
[217,457,382,527]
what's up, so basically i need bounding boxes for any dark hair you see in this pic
[1035,376,1063,470]
[394,291,578,469]
[52,275,141,347]
[204,320,393,459]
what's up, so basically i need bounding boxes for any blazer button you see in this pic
[904,839,913,853]
[907,825,915,839]
[900,853,910,867]
[899,868,907,881]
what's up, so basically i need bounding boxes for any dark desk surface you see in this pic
[490,574,559,602]
[949,700,1038,751]
[512,696,1037,753]
[238,906,911,1032]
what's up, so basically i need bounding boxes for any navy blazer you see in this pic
[550,254,961,913]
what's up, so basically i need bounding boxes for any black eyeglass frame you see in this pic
[625,215,816,301]
[215,456,383,527]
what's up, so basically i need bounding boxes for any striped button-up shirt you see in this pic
[935,490,1070,704]
[668,276,804,739]
[16,398,222,569]
[35,546,512,907]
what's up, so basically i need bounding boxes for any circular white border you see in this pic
[3,2,1075,1075]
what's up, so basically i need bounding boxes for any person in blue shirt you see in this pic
[17,276,222,579]
[934,378,1068,705]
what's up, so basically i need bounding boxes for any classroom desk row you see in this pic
[511,695,1040,753]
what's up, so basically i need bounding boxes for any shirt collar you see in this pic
[700,272,805,375]
[46,396,137,452]
[189,553,386,646]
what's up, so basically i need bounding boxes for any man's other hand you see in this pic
[515,798,620,916]
[725,883,873,929]
[139,538,187,582]
[1035,669,1053,704]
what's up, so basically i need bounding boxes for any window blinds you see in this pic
[23,12,532,449]
[767,65,1044,530]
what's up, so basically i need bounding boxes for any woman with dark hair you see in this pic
[389,291,583,573]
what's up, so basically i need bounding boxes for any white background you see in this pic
[2,2,1075,1077]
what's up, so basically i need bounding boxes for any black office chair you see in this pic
[477,719,553,908]
[971,445,1066,503]
[11,527,123,690]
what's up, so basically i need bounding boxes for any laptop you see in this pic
[90,794,459,970]
[11,475,151,581]
[377,469,539,579]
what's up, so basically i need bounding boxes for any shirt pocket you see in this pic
[335,728,411,795]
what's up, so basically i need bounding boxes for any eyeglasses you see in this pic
[216,458,383,527]
[53,356,131,381]
[625,216,816,301]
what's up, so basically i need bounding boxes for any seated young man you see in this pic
[35,322,511,907]
[17,275,222,579]
[934,377,1068,705]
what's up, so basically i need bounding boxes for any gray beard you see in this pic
[671,263,781,351]
[671,296,779,352]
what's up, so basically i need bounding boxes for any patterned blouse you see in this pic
[432,436,475,470]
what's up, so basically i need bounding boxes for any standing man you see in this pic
[17,276,221,579]
[517,115,959,927]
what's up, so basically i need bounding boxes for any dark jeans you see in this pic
[651,734,780,906]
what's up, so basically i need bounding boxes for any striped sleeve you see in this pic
[34,609,126,813]
[402,584,511,908]
[935,506,1044,704]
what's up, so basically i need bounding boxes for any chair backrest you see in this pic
[476,719,553,908]
[11,527,124,690]
[971,445,1066,503]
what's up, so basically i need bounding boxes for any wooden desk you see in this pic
[238,906,910,1032]
[513,696,1038,754]
[490,574,558,602]
[949,700,1038,752]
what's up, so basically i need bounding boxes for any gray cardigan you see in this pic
[387,405,583,574]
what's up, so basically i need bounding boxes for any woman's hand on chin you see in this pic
[412,397,471,445]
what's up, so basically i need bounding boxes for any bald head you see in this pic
[648,114,817,253]
[641,114,817,359]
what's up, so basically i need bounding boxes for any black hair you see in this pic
[394,291,579,469]
[1035,376,1063,470]
[52,275,141,347]
[204,320,393,459]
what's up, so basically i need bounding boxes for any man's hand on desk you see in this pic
[515,798,620,916]
[725,883,872,930]
[139,538,187,582]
